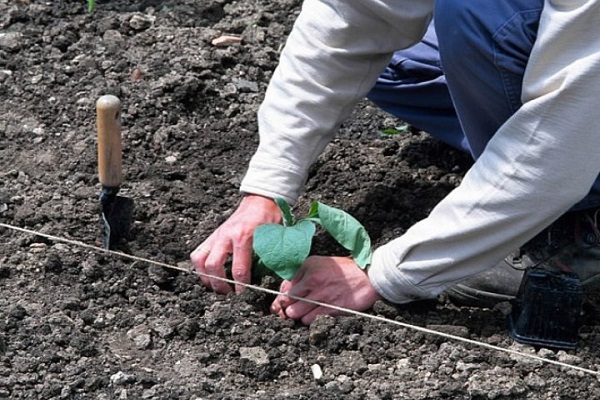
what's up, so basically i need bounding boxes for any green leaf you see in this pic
[87,0,96,13]
[378,123,411,137]
[309,202,372,269]
[275,197,295,226]
[253,220,315,280]
[307,201,319,220]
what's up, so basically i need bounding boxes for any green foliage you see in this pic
[306,202,372,268]
[378,122,411,137]
[87,0,96,13]
[253,220,315,281]
[253,198,373,280]
[275,197,295,226]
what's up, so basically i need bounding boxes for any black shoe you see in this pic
[446,253,525,308]
[447,207,600,307]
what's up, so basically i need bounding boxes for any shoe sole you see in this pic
[447,284,516,308]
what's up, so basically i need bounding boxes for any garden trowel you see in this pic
[96,95,134,249]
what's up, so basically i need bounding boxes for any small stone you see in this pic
[9,195,23,204]
[165,155,177,164]
[232,78,258,92]
[142,387,157,398]
[324,380,342,392]
[311,364,323,380]
[110,371,134,385]
[60,386,71,398]
[537,348,556,359]
[525,372,546,390]
[152,320,175,339]
[51,243,70,252]
[100,60,113,70]
[456,360,480,372]
[127,325,152,349]
[211,35,242,47]
[29,243,47,253]
[278,371,289,379]
[0,32,23,51]
[557,350,582,365]
[335,375,354,394]
[221,83,237,96]
[103,30,123,43]
[239,346,269,365]
[129,14,155,31]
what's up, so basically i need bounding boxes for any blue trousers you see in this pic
[367,0,600,210]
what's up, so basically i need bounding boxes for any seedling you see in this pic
[253,198,372,280]
[378,122,411,137]
[87,0,96,13]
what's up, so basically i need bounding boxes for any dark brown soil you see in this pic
[2,1,600,399]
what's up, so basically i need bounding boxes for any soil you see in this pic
[2,1,600,399]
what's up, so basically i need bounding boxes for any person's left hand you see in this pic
[270,255,382,325]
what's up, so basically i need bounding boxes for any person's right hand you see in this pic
[190,194,282,294]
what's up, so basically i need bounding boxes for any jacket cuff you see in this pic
[239,157,308,205]
[368,244,435,304]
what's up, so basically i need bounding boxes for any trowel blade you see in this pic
[101,195,135,249]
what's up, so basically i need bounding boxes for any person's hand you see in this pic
[190,194,281,294]
[270,256,382,325]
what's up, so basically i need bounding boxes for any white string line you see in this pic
[1,221,598,376]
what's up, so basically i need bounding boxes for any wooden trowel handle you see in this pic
[96,95,122,188]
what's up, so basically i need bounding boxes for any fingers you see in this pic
[190,194,281,293]
[271,270,321,321]
[284,298,318,321]
[231,242,254,293]
[190,240,233,294]
[270,280,293,318]
[272,285,339,325]
[280,276,336,323]
[191,237,256,294]
[270,256,381,325]
[203,241,235,294]
[190,194,282,294]
[274,269,305,309]
[190,242,213,288]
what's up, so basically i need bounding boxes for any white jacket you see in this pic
[240,0,600,303]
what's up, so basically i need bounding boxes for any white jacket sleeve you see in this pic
[369,0,600,303]
[240,0,434,204]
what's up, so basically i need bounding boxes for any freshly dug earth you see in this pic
[2,1,600,399]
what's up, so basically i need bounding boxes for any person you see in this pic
[191,0,600,325]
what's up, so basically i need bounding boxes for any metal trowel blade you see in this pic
[101,195,135,249]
